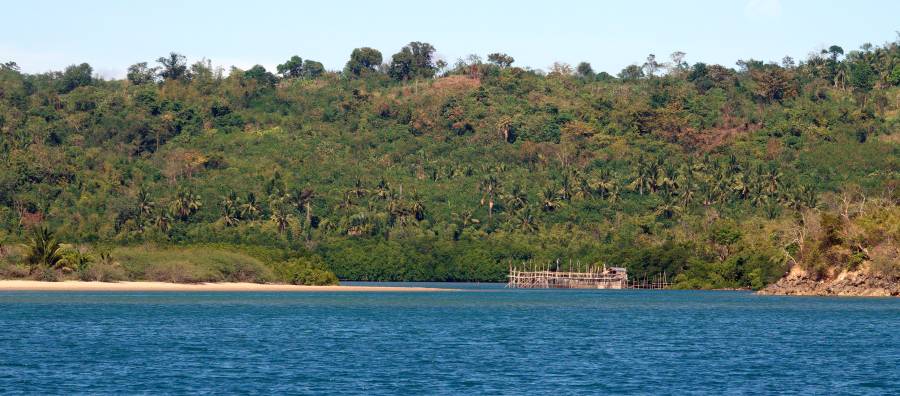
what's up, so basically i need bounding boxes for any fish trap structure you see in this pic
[507,262,629,289]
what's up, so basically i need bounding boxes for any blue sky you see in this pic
[2,0,898,78]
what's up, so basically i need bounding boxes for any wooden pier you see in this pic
[507,263,628,289]
[507,261,672,290]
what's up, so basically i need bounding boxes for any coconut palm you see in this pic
[170,190,202,221]
[763,196,782,219]
[629,163,652,196]
[136,188,155,229]
[154,211,173,233]
[514,206,539,234]
[541,187,561,212]
[221,191,241,226]
[557,172,574,201]
[654,196,682,220]
[297,188,316,227]
[270,202,293,234]
[240,192,261,220]
[765,167,782,195]
[479,174,501,223]
[410,191,427,221]
[24,227,66,271]
[373,179,391,201]
[348,178,368,199]
[504,184,529,212]
[450,209,479,240]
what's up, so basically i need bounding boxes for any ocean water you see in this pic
[1,286,898,395]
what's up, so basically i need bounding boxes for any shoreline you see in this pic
[0,280,455,292]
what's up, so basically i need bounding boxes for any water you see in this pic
[1,287,898,394]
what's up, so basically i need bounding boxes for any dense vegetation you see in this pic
[1,38,898,287]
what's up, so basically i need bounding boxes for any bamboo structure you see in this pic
[507,261,629,289]
[507,260,672,290]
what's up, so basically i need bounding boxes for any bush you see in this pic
[78,261,127,282]
[114,245,274,283]
[274,257,339,285]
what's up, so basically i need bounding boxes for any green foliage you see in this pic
[344,47,383,77]
[388,42,437,81]
[113,245,275,283]
[24,227,65,270]
[58,63,93,93]
[1,37,899,287]
[274,256,339,285]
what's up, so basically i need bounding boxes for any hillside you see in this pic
[1,40,898,288]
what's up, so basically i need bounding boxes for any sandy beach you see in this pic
[0,280,453,292]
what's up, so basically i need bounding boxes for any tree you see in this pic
[669,51,688,73]
[170,190,202,221]
[751,64,795,102]
[479,175,501,223]
[270,202,293,234]
[221,192,241,227]
[302,60,325,78]
[157,52,189,82]
[58,63,93,93]
[277,55,304,78]
[388,41,437,81]
[576,62,594,78]
[0,61,18,71]
[25,227,65,271]
[642,54,661,77]
[240,192,261,220]
[136,188,155,230]
[127,62,158,85]
[487,53,515,68]
[540,188,560,212]
[618,64,644,80]
[849,61,875,91]
[548,62,573,76]
[244,65,277,86]
[344,47,383,77]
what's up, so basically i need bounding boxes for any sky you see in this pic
[2,0,899,79]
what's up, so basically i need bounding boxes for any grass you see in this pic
[113,245,274,283]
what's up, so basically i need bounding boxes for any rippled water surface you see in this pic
[1,287,898,394]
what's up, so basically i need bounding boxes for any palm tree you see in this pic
[557,172,574,201]
[373,179,391,201]
[629,163,651,196]
[240,192,261,220]
[136,188,155,229]
[733,172,752,200]
[298,188,316,228]
[410,191,426,221]
[270,202,293,234]
[451,209,480,240]
[763,196,782,219]
[479,174,501,223]
[654,196,683,220]
[541,187,561,212]
[154,211,173,233]
[170,190,202,221]
[514,206,539,234]
[607,185,621,204]
[24,227,66,271]
[504,184,529,212]
[348,178,369,200]
[679,181,696,207]
[221,191,241,227]
[700,181,716,207]
[765,167,782,195]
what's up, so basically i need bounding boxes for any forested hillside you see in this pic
[1,38,898,287]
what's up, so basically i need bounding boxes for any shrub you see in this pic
[274,257,339,285]
[114,245,274,283]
